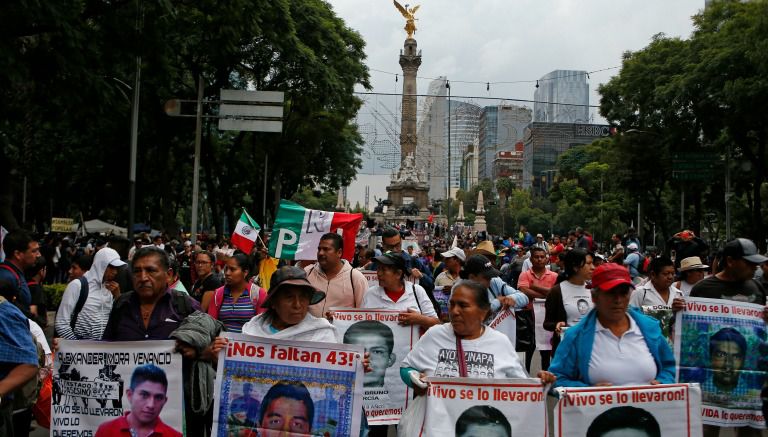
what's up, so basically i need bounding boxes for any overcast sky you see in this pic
[326,0,705,209]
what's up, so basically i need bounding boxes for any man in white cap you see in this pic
[623,242,644,281]
[674,256,709,296]
[435,248,465,287]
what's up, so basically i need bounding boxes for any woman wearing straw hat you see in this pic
[674,256,709,297]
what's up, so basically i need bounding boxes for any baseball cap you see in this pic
[374,251,408,273]
[263,266,326,308]
[460,254,500,279]
[722,238,768,264]
[590,263,634,292]
[441,247,466,262]
[626,242,639,251]
[536,233,543,238]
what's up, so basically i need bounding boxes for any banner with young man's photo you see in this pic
[641,304,676,349]
[213,333,365,437]
[554,384,702,436]
[332,308,421,425]
[421,377,547,436]
[674,297,768,428]
[52,340,184,437]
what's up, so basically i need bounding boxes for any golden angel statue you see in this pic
[393,1,420,38]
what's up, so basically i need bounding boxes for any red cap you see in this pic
[590,263,634,292]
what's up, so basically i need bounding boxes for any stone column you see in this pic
[399,38,422,161]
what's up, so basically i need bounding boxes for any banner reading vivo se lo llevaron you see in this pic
[52,340,183,437]
[213,332,365,437]
[332,308,420,425]
[555,384,702,437]
[421,377,547,436]
[674,297,767,429]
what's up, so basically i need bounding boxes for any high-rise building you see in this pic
[523,123,612,195]
[446,100,481,198]
[492,142,525,189]
[416,77,448,200]
[533,70,590,124]
[460,142,479,191]
[478,105,532,181]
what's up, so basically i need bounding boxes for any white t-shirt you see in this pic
[361,283,437,318]
[676,280,694,297]
[588,316,657,386]
[629,282,683,308]
[402,323,527,379]
[560,281,593,326]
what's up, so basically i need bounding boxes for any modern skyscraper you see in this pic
[446,100,481,198]
[417,77,448,200]
[478,105,532,181]
[533,70,590,124]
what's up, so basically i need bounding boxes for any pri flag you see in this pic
[231,209,260,254]
[269,199,363,261]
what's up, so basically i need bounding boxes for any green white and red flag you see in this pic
[231,209,261,254]
[268,200,363,261]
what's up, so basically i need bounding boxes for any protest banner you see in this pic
[641,304,675,348]
[433,286,450,319]
[361,270,378,289]
[533,298,552,351]
[332,308,420,425]
[52,340,183,437]
[51,217,74,233]
[554,384,702,437]
[674,297,767,428]
[213,333,365,437]
[489,308,516,347]
[421,377,547,436]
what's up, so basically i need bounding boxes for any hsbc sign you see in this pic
[574,124,611,137]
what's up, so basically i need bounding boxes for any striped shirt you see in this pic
[218,287,257,333]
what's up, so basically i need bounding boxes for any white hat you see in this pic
[679,256,709,272]
[441,247,466,262]
[109,258,127,267]
[626,242,639,251]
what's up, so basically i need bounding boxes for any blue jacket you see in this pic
[488,277,528,312]
[549,306,676,388]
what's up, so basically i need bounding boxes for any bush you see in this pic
[43,283,68,310]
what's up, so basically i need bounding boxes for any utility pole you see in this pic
[190,74,204,245]
[446,79,451,228]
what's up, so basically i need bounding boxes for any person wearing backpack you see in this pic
[623,243,645,283]
[54,247,125,340]
[207,252,266,333]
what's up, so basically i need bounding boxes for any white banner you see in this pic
[421,377,547,436]
[489,308,516,347]
[533,298,552,351]
[52,340,183,437]
[332,308,420,425]
[674,297,767,428]
[213,333,365,437]
[555,384,702,436]
[361,270,378,289]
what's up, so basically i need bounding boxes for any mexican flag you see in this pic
[269,200,363,261]
[231,209,261,254]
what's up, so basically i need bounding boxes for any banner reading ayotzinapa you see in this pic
[52,340,183,437]
[554,384,702,436]
[674,297,767,428]
[332,308,420,425]
[421,377,547,436]
[213,333,365,437]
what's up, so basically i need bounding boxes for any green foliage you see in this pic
[0,0,370,235]
[290,187,337,211]
[43,283,67,310]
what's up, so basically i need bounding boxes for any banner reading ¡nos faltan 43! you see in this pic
[332,308,421,425]
[213,333,365,437]
[52,340,183,437]
[421,377,548,437]
[675,297,768,429]
[555,384,703,437]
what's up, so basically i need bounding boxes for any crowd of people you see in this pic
[0,222,766,437]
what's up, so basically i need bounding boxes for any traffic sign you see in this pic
[218,89,284,132]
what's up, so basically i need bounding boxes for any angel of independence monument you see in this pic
[385,2,430,221]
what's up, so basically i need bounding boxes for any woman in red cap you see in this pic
[548,263,676,388]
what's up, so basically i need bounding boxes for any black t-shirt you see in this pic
[177,253,193,290]
[28,281,48,328]
[190,274,222,303]
[689,275,766,305]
